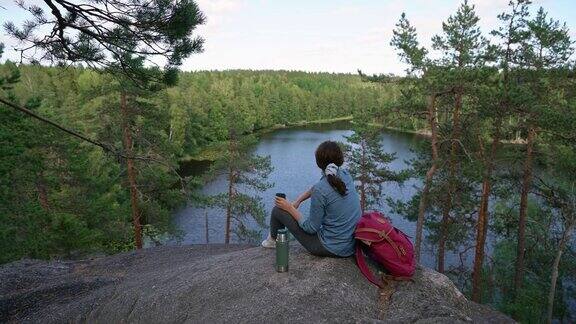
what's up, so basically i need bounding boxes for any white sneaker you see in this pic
[261,236,276,249]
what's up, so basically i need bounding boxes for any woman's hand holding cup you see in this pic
[275,193,290,211]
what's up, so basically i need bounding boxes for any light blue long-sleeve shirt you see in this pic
[298,169,362,257]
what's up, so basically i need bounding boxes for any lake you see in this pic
[171,121,480,270]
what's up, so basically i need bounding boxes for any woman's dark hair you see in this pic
[315,141,347,196]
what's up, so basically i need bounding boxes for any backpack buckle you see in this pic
[399,246,406,256]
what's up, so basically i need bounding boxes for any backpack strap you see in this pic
[355,244,384,288]
[355,228,407,260]
[379,231,407,261]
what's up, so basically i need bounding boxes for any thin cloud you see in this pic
[195,0,243,34]
[1,0,574,75]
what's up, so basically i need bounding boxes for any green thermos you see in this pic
[276,228,289,272]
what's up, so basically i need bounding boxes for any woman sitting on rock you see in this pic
[261,140,362,257]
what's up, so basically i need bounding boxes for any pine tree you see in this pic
[389,12,440,262]
[207,110,273,243]
[390,13,428,76]
[344,117,407,213]
[4,0,205,83]
[4,1,206,249]
[471,0,531,303]
[512,6,574,292]
[431,0,489,273]
[534,160,576,323]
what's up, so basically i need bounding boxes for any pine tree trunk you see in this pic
[36,170,50,211]
[225,137,235,244]
[438,89,462,273]
[226,170,233,244]
[472,123,501,302]
[514,126,535,291]
[546,219,575,324]
[438,202,450,273]
[120,91,142,249]
[472,36,511,300]
[415,94,439,261]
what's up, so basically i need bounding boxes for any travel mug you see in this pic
[276,228,289,272]
[275,192,286,199]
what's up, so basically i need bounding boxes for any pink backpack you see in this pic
[354,211,415,287]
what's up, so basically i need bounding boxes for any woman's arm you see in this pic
[298,186,325,234]
[292,187,312,209]
[275,186,324,234]
[275,197,303,221]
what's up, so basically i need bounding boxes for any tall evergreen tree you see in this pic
[431,0,489,273]
[471,0,530,302]
[512,6,574,292]
[207,110,273,243]
[344,116,407,213]
[389,12,444,262]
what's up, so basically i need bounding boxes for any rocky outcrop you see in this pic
[0,244,513,323]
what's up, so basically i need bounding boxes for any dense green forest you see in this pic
[161,70,400,155]
[0,64,398,262]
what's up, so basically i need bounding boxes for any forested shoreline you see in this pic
[0,65,399,263]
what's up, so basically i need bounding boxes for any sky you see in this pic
[1,0,575,75]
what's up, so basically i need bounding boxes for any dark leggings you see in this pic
[270,207,338,257]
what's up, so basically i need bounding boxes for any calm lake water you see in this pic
[171,121,480,270]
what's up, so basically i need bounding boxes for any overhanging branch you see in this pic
[0,96,114,151]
